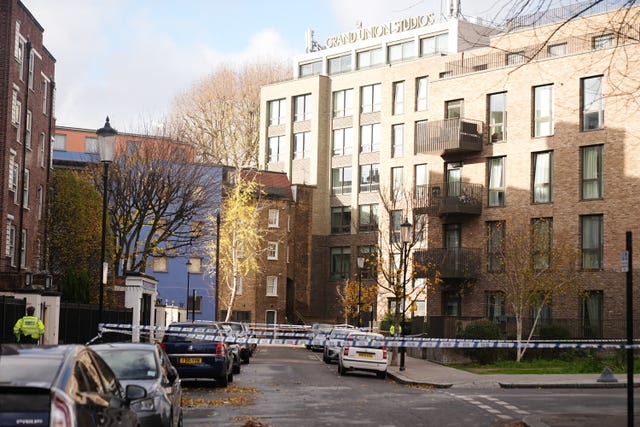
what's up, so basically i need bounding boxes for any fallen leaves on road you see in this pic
[182,384,260,407]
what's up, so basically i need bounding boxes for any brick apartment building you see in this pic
[258,2,640,337]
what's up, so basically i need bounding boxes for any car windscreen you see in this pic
[93,349,158,380]
[347,334,385,349]
[0,355,62,384]
[164,327,221,343]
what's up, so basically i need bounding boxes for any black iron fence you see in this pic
[0,295,26,343]
[59,303,133,344]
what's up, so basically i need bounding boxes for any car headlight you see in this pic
[131,397,155,412]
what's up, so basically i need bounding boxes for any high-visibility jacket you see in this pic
[13,315,45,341]
[389,324,402,336]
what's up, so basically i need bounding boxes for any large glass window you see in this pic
[414,164,428,200]
[293,132,311,159]
[486,291,505,321]
[582,76,604,131]
[332,128,353,156]
[357,47,383,69]
[299,60,322,77]
[266,276,278,296]
[488,92,506,142]
[330,246,351,280]
[360,123,380,153]
[582,291,603,338]
[361,84,381,113]
[446,99,463,118]
[581,214,603,270]
[390,210,403,243]
[486,221,504,272]
[416,77,428,111]
[331,206,351,234]
[391,167,403,201]
[533,151,553,203]
[268,135,286,163]
[328,54,352,75]
[393,81,404,115]
[358,245,378,279]
[581,145,603,200]
[532,217,553,270]
[268,99,286,125]
[420,33,448,56]
[593,34,614,49]
[443,291,461,316]
[391,124,404,158]
[359,164,380,193]
[388,40,415,62]
[533,84,553,137]
[358,204,378,232]
[332,167,352,195]
[333,89,354,117]
[294,94,311,122]
[85,137,98,154]
[488,157,505,207]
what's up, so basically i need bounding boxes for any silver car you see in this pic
[322,326,356,363]
[92,342,183,427]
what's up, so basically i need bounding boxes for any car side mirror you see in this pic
[125,384,147,401]
[167,366,179,384]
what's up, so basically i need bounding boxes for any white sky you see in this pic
[20,0,530,131]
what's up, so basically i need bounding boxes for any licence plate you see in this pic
[357,352,374,358]
[179,357,202,364]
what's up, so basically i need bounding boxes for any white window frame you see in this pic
[37,185,43,220]
[294,94,311,122]
[293,131,311,159]
[360,84,381,113]
[266,276,278,296]
[393,81,404,115]
[360,123,380,153]
[269,98,286,125]
[267,241,279,260]
[332,89,354,118]
[416,77,428,111]
[268,135,285,163]
[534,84,553,137]
[42,77,49,113]
[22,169,30,208]
[25,110,32,149]
[268,209,280,228]
[20,228,26,268]
[6,221,16,266]
[332,128,353,156]
[392,124,404,158]
[39,133,46,168]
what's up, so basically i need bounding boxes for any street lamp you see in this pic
[96,117,117,325]
[399,219,412,372]
[356,256,365,328]
[186,259,192,321]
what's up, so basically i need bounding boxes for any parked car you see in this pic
[307,323,333,352]
[338,331,388,379]
[0,344,146,426]
[217,326,242,374]
[161,322,234,387]
[322,325,356,363]
[220,321,255,363]
[91,342,183,427]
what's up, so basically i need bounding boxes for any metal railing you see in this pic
[415,182,483,216]
[415,118,483,154]
[413,247,481,279]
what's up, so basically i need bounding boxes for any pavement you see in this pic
[386,354,640,427]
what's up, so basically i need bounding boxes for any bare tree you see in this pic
[170,61,290,169]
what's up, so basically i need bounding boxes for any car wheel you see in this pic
[233,356,241,374]
[376,371,387,379]
[242,354,250,364]
[323,353,330,363]
[177,409,184,427]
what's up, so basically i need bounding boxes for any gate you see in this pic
[59,303,133,344]
[0,295,27,343]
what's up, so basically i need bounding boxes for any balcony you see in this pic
[415,118,483,155]
[415,182,482,217]
[414,248,480,280]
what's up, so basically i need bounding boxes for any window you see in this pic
[534,84,553,137]
[486,292,505,321]
[488,92,506,142]
[593,33,614,49]
[27,50,34,90]
[358,245,377,279]
[393,81,404,115]
[446,99,463,118]
[391,124,404,158]
[388,40,415,62]
[268,135,286,163]
[446,162,462,197]
[187,257,202,274]
[360,84,381,113]
[268,209,280,228]
[331,206,351,234]
[414,164,428,200]
[15,34,25,80]
[20,229,26,268]
[357,47,382,69]
[267,242,278,260]
[581,145,603,200]
[443,291,461,316]
[266,276,278,296]
[532,218,553,270]
[330,246,351,280]
[582,291,603,338]
[358,204,378,232]
[414,213,427,242]
[25,110,32,149]
[126,140,140,157]
[582,76,604,131]
[6,221,16,267]
[548,42,567,56]
[268,98,286,125]
[331,167,352,195]
[293,132,311,159]
[328,54,352,75]
[488,157,505,207]
[486,221,504,272]
[390,210,403,243]
[294,94,311,122]
[53,134,66,151]
[333,89,354,117]
[473,64,488,71]
[9,152,19,202]
[391,167,403,201]
[42,78,49,113]
[420,33,448,56]
[581,214,603,270]
[12,89,21,129]
[299,60,322,77]
[360,123,380,153]
[533,151,553,203]
[506,51,525,65]
[359,164,379,192]
[37,186,43,220]
[39,133,46,168]
[22,169,29,208]
[84,137,98,154]
[265,310,277,324]
[153,257,168,272]
[332,128,353,156]
[416,77,428,111]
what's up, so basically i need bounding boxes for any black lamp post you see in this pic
[356,256,365,328]
[399,219,412,372]
[186,259,192,321]
[96,117,117,325]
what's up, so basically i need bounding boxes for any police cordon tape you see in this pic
[97,323,640,350]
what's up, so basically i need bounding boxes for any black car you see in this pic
[0,344,146,427]
[161,322,234,387]
[219,321,255,363]
[91,342,183,427]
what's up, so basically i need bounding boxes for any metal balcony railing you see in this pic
[414,248,481,280]
[415,118,483,155]
[415,182,483,217]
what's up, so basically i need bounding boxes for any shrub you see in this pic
[459,320,505,364]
